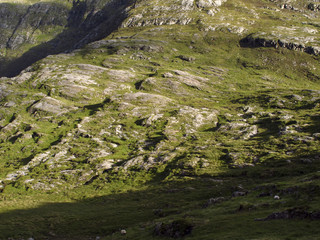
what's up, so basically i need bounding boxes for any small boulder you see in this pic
[232,191,247,197]
[178,55,195,62]
[255,208,320,221]
[204,197,225,207]
[257,192,272,198]
[154,220,193,238]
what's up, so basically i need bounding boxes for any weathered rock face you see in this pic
[240,32,320,56]
[196,0,226,8]
[308,3,320,11]
[0,3,28,49]
[122,0,227,27]
[256,208,320,221]
[0,2,68,50]
[0,0,134,77]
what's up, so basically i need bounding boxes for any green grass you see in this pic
[0,157,319,239]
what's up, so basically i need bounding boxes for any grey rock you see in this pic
[232,191,247,197]
[178,55,195,62]
[197,0,226,8]
[313,133,320,139]
[240,34,320,56]
[29,97,70,115]
[307,3,320,11]
[121,92,172,105]
[3,101,15,107]
[255,208,320,221]
[107,69,136,82]
[257,192,272,197]
[163,72,174,78]
[182,0,195,9]
[0,181,4,192]
[204,197,225,207]
[96,160,114,172]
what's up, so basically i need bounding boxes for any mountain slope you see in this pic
[0,0,320,239]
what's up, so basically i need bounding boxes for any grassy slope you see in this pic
[0,0,319,239]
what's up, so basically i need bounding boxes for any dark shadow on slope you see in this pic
[83,97,111,115]
[1,152,320,239]
[303,114,320,134]
[0,0,135,78]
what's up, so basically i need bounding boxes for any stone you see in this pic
[313,133,320,139]
[204,197,225,207]
[96,160,114,172]
[178,55,195,62]
[121,92,172,105]
[154,220,193,238]
[181,0,194,9]
[163,72,174,78]
[4,101,16,107]
[232,191,247,197]
[257,192,272,197]
[197,0,225,8]
[145,114,164,127]
[73,64,108,72]
[29,97,70,115]
[274,195,280,200]
[107,70,136,82]
[240,33,320,56]
[153,209,165,217]
[255,208,320,221]
[123,156,145,170]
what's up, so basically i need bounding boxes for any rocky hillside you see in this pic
[0,0,320,239]
[0,0,133,77]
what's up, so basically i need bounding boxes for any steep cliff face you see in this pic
[0,2,68,52]
[3,2,68,50]
[0,3,28,49]
[0,0,133,77]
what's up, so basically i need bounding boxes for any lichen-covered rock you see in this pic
[29,97,73,115]
[196,0,226,8]
[240,31,320,56]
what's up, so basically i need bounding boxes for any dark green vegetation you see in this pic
[0,0,320,239]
